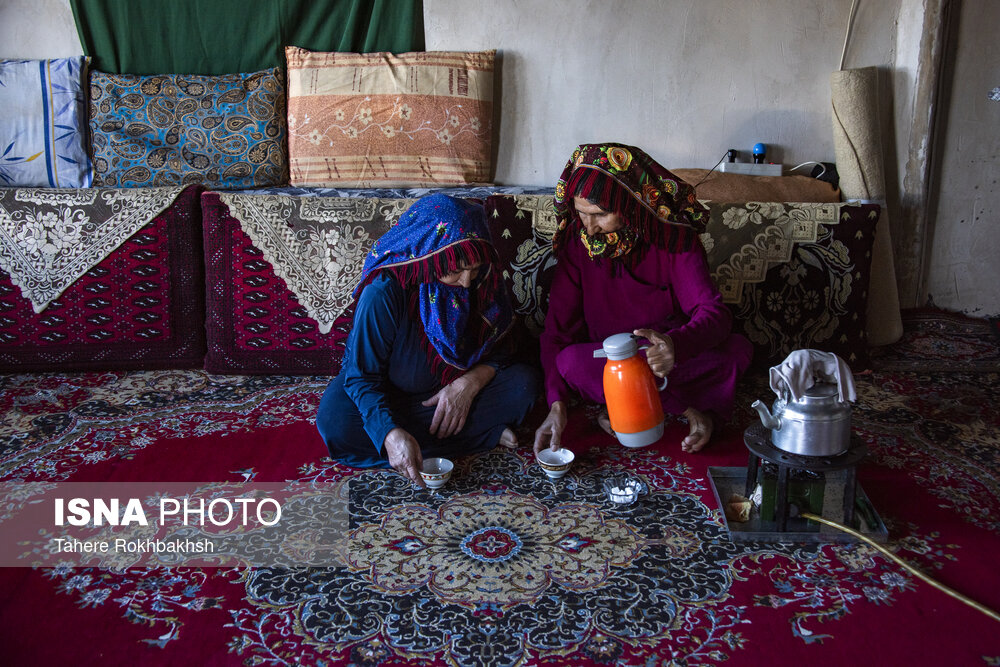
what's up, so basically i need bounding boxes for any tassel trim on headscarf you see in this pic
[359,238,503,385]
[354,238,496,298]
[560,166,693,269]
[387,239,495,288]
[551,143,710,270]
[350,193,514,387]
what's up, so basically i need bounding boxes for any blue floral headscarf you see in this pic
[353,193,514,384]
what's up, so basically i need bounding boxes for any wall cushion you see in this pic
[481,195,877,371]
[702,201,880,369]
[201,191,414,374]
[89,69,287,189]
[0,185,206,371]
[671,169,841,203]
[285,47,495,187]
[0,57,92,188]
[0,187,189,314]
[483,194,558,339]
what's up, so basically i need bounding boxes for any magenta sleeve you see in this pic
[664,247,733,363]
[539,251,586,406]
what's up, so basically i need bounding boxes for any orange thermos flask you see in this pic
[593,333,667,447]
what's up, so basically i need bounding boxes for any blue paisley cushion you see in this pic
[0,57,92,188]
[89,68,287,189]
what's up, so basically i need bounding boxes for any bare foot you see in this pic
[597,408,615,436]
[499,427,518,448]
[681,407,714,453]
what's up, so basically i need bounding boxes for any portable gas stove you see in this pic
[708,423,888,543]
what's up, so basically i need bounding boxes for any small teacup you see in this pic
[535,448,575,479]
[420,457,454,489]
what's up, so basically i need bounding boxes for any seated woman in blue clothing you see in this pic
[316,194,541,487]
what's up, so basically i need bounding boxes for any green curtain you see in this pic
[69,0,425,75]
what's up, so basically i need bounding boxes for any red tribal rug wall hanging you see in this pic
[1,308,999,665]
[0,186,207,372]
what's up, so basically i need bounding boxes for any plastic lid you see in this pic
[601,333,638,360]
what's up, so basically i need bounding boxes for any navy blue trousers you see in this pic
[316,362,540,468]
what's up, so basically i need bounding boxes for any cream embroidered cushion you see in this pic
[285,47,494,187]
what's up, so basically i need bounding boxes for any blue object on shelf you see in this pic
[752,143,767,164]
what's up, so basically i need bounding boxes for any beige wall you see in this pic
[924,0,1000,315]
[1,0,996,316]
[0,0,82,59]
[425,0,900,186]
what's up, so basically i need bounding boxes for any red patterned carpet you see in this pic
[1,309,999,665]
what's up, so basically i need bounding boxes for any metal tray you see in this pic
[707,466,889,544]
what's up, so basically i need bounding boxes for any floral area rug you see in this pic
[869,308,1000,372]
[1,308,999,665]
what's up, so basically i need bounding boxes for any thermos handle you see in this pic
[638,345,669,391]
[592,340,668,390]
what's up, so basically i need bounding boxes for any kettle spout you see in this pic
[751,400,781,430]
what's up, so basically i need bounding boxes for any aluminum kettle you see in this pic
[751,382,851,456]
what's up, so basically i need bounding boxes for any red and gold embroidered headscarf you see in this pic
[552,143,709,264]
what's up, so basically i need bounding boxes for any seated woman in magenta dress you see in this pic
[317,194,540,486]
[533,143,752,454]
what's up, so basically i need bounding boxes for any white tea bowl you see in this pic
[420,457,454,489]
[535,448,575,479]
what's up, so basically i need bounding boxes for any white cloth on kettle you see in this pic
[768,349,857,403]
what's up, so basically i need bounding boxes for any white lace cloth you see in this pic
[0,187,185,312]
[218,193,413,334]
[768,349,857,403]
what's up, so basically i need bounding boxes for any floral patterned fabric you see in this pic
[201,191,415,375]
[0,57,92,188]
[2,311,1000,666]
[484,193,558,338]
[701,201,880,368]
[89,69,287,189]
[247,184,553,199]
[0,187,186,312]
[285,47,494,187]
[552,143,709,260]
[0,186,206,371]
